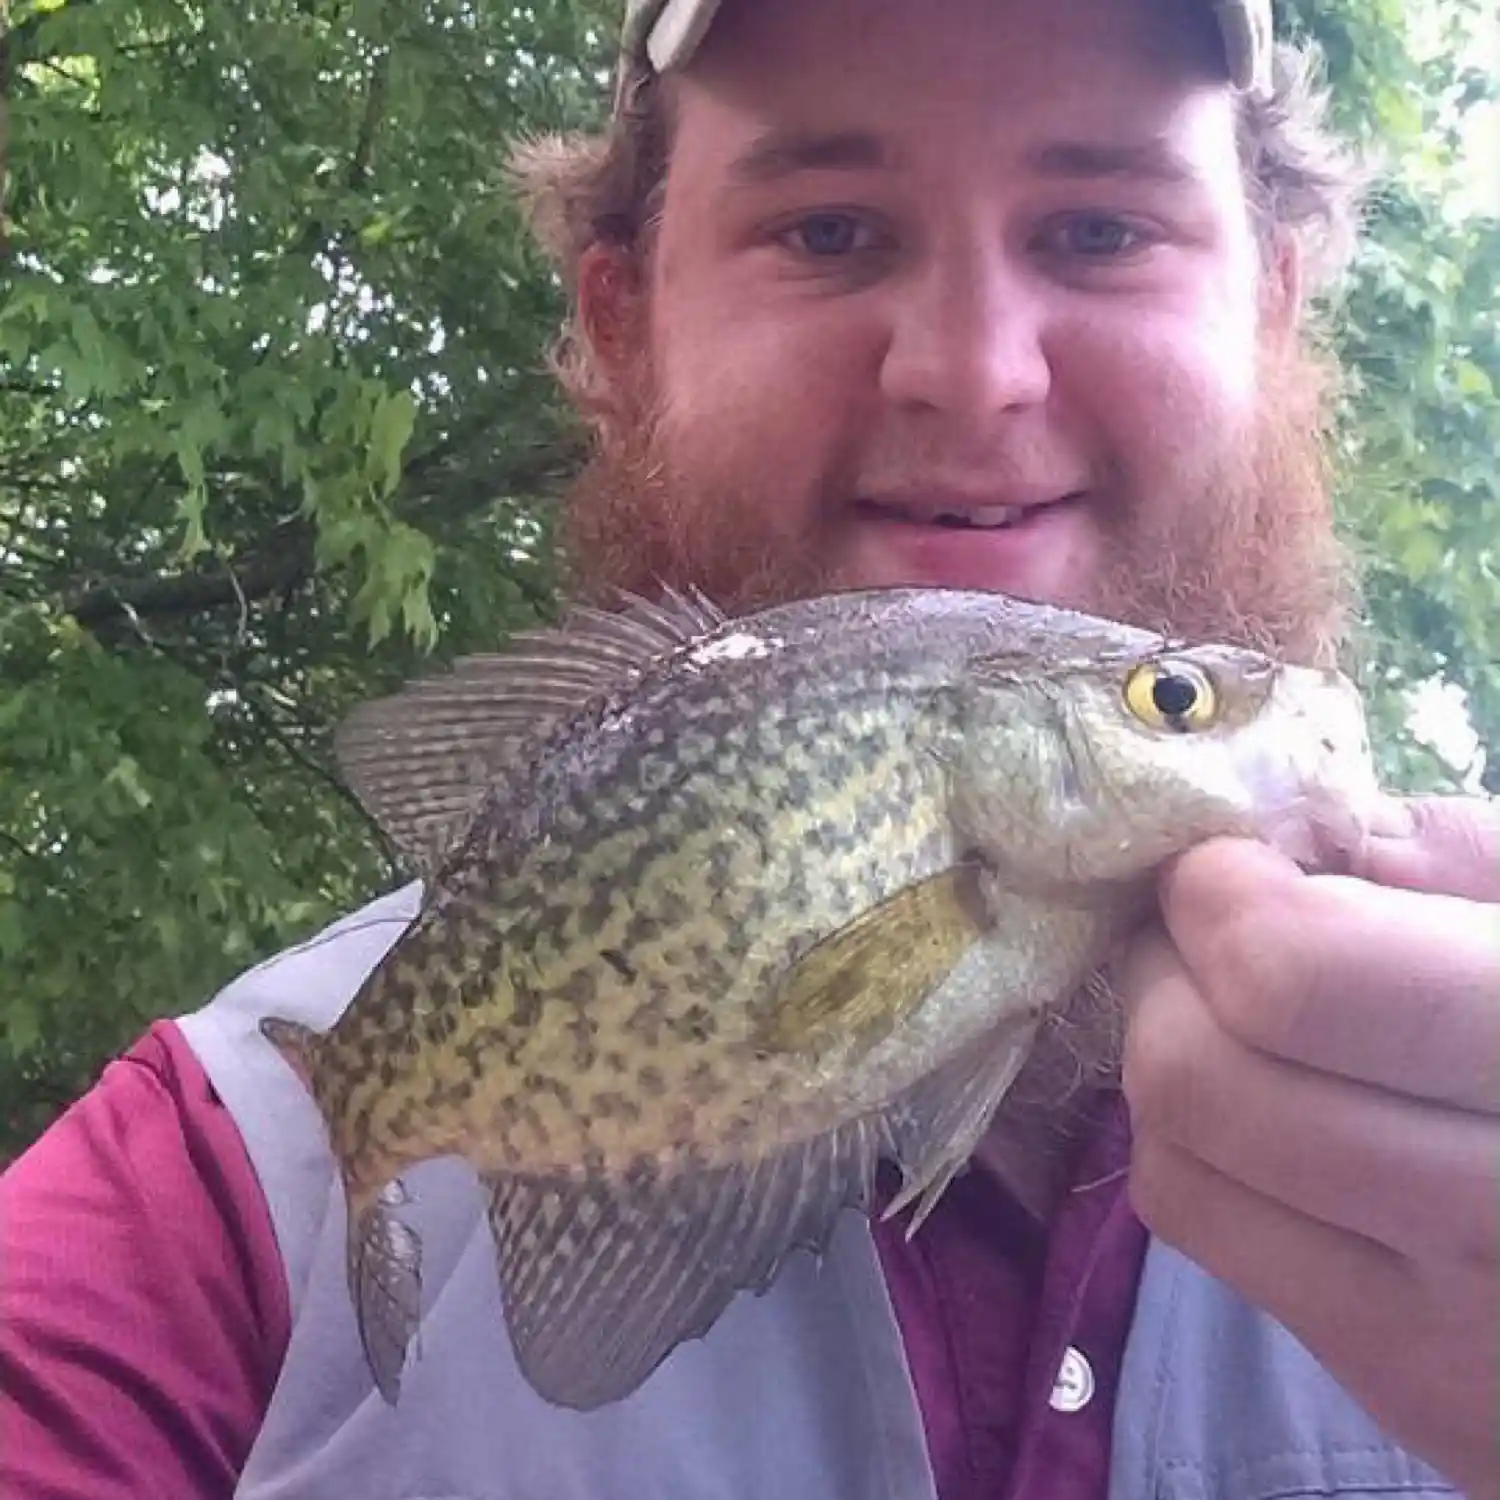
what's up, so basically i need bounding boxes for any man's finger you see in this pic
[1120,931,1500,1266]
[1158,839,1500,1110]
[1127,1136,1499,1497]
[1355,795,1500,902]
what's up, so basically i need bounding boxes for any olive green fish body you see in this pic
[261,586,1382,1411]
[336,681,956,1182]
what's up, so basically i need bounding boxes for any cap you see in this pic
[621,0,1273,100]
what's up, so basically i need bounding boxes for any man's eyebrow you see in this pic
[1025,138,1201,186]
[722,130,1201,190]
[726,129,892,185]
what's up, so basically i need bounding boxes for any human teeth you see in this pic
[927,505,1024,528]
[887,502,1027,527]
[963,506,1023,528]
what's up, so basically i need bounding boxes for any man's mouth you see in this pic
[840,489,1090,596]
[854,494,1080,530]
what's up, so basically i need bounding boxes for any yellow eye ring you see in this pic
[1123,660,1220,733]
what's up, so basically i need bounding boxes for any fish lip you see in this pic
[1255,799,1367,873]
[855,488,1085,527]
[1248,774,1383,874]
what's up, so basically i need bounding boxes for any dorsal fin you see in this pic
[334,585,728,877]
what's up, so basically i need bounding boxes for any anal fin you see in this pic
[480,997,1045,1411]
[482,1118,887,1411]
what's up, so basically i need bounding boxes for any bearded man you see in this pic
[3,1,1497,1496]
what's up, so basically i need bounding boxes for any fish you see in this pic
[259,584,1383,1412]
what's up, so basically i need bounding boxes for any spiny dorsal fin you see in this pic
[334,585,728,877]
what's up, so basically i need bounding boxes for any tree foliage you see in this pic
[2,0,1496,1155]
[1281,0,1500,794]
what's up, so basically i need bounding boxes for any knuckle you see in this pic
[1123,989,1210,1139]
[1422,795,1500,859]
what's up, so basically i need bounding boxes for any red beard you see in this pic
[560,336,1356,671]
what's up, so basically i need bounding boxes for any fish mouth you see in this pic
[1243,749,1385,874]
[1255,795,1370,873]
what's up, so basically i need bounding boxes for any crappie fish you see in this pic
[261,585,1381,1411]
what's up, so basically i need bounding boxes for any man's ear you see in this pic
[1260,232,1304,345]
[578,242,645,384]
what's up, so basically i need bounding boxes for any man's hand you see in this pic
[1118,796,1500,1498]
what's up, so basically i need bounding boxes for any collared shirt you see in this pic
[874,1094,1144,1500]
[0,1019,1144,1499]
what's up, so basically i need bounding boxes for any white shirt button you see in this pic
[1049,1345,1096,1413]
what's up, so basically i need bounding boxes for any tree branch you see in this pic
[0,826,60,892]
[280,39,393,270]
[0,532,64,574]
[233,681,405,882]
[347,47,390,194]
[398,437,582,524]
[54,433,577,633]
[0,377,63,397]
[0,0,100,76]
[62,526,314,628]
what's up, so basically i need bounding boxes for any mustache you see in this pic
[842,422,1100,491]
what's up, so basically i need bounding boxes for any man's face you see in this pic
[567,0,1349,663]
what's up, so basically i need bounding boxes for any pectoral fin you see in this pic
[755,864,991,1058]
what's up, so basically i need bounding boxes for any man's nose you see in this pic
[879,252,1052,420]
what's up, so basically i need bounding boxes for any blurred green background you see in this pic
[2,0,1496,1157]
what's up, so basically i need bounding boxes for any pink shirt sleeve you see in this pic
[0,1020,290,1498]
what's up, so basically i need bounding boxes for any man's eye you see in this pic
[1047,214,1150,259]
[784,212,875,257]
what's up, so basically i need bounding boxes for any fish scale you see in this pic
[260,583,1383,1413]
[423,702,954,1174]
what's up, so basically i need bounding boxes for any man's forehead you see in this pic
[653,0,1250,202]
[620,0,1274,102]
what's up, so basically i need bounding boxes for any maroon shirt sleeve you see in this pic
[0,1021,289,1500]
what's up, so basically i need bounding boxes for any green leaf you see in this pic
[367,388,418,500]
[3,998,42,1058]
[1454,358,1494,400]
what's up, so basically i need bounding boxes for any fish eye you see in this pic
[1123,661,1220,733]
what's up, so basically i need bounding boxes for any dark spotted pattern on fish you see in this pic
[324,666,964,1182]
[261,585,1382,1412]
